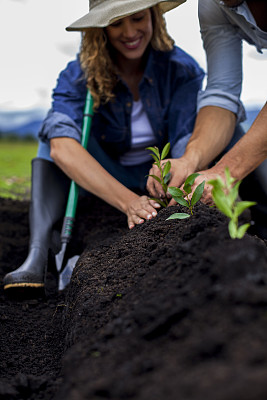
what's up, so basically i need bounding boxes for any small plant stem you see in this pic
[186,196,193,215]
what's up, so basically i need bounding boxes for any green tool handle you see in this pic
[61,90,94,242]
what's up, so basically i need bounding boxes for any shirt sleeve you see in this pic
[197,0,246,123]
[167,49,205,157]
[38,110,82,143]
[38,57,87,142]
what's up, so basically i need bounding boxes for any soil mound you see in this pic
[0,197,267,400]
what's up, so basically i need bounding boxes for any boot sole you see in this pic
[4,282,44,290]
[4,283,46,300]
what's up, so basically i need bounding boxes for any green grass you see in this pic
[0,140,38,200]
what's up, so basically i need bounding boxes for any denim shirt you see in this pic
[39,46,204,160]
[198,0,267,124]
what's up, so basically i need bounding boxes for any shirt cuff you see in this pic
[171,133,192,158]
[38,110,82,143]
[197,89,246,124]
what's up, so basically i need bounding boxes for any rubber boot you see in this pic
[3,158,70,290]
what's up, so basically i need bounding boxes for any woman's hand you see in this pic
[50,138,163,229]
[126,196,161,229]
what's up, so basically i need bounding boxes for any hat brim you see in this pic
[66,0,186,31]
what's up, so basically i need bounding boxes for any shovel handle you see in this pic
[60,90,94,242]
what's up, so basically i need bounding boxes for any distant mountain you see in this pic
[0,105,262,140]
[0,108,47,139]
[9,119,43,137]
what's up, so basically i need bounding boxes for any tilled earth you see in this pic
[0,196,267,400]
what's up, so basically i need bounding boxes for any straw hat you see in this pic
[66,0,186,31]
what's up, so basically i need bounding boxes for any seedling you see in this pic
[208,167,256,239]
[166,173,205,220]
[146,142,171,207]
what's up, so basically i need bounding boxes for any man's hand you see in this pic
[185,172,214,205]
[146,157,195,203]
[184,166,229,205]
[126,195,161,230]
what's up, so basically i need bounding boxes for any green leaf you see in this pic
[208,168,256,240]
[207,177,224,191]
[147,174,162,185]
[168,186,184,197]
[163,161,171,178]
[146,146,160,159]
[225,167,236,188]
[212,187,232,218]
[161,142,170,160]
[228,180,241,205]
[228,219,237,239]
[184,173,201,194]
[236,223,251,239]
[149,153,159,163]
[164,172,171,185]
[173,196,189,208]
[191,180,205,206]
[183,183,192,195]
[184,173,200,187]
[235,200,257,217]
[166,213,190,220]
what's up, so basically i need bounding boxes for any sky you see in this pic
[1,0,267,113]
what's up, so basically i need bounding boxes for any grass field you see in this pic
[0,140,38,200]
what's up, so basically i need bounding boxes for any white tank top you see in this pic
[119,99,157,166]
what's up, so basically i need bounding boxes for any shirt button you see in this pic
[158,130,162,136]
[126,102,132,107]
[101,134,105,140]
[147,99,151,107]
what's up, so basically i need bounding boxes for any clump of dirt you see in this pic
[0,196,267,400]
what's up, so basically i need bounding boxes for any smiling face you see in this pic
[105,9,153,64]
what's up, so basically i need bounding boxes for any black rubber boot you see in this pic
[3,158,70,290]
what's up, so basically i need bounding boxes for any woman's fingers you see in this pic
[128,214,144,230]
[127,196,161,229]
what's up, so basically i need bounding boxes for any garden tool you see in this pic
[58,254,80,291]
[55,90,94,288]
[3,158,70,291]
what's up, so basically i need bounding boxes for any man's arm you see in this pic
[211,102,267,180]
[182,105,236,171]
[147,0,243,199]
[191,102,267,204]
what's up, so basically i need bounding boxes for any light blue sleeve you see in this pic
[197,0,246,123]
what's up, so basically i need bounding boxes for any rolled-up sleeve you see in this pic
[39,110,82,143]
[198,0,246,123]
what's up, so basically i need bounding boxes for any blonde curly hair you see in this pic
[79,5,174,110]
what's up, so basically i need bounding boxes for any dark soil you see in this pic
[0,196,267,400]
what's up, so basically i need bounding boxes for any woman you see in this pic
[4,0,204,290]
